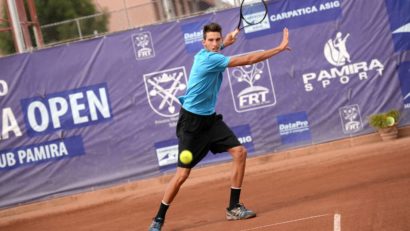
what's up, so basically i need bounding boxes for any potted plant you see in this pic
[369,109,400,141]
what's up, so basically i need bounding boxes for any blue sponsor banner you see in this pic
[268,0,342,32]
[269,0,342,31]
[384,0,410,51]
[181,20,208,53]
[0,136,85,170]
[1,0,409,209]
[277,112,311,145]
[245,0,342,38]
[232,124,254,153]
[20,83,113,137]
[398,62,410,108]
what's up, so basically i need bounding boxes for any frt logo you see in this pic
[339,104,363,134]
[132,31,155,60]
[227,51,276,113]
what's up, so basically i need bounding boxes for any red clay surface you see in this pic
[1,130,410,231]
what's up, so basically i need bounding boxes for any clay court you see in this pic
[1,128,410,231]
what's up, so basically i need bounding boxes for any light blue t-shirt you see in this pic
[179,49,230,115]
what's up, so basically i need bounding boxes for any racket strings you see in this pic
[240,1,267,25]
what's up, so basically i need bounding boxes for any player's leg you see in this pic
[149,167,191,231]
[227,145,247,208]
[162,167,191,204]
[208,115,256,220]
[149,108,211,231]
[226,145,256,220]
[228,145,247,189]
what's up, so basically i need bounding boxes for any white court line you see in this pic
[240,213,332,231]
[334,213,341,231]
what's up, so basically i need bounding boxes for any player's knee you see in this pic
[176,170,190,185]
[232,146,247,162]
[239,146,248,160]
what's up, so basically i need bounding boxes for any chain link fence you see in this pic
[39,0,237,47]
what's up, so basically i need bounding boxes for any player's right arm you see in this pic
[228,28,290,67]
[222,29,240,49]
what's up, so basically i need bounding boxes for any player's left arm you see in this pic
[228,28,290,67]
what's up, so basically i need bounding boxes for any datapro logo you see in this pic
[227,51,276,113]
[302,32,384,92]
[143,67,187,117]
[277,112,311,144]
[339,104,363,134]
[181,20,207,53]
[132,31,155,60]
[384,0,410,51]
[398,62,410,109]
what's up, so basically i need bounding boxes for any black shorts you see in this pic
[176,107,241,168]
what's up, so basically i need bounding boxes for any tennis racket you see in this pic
[236,0,268,30]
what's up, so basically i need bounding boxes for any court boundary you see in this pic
[239,213,336,231]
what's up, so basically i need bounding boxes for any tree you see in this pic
[0,0,109,55]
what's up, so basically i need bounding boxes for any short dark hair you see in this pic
[203,23,222,39]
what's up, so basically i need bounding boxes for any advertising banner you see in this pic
[0,0,409,208]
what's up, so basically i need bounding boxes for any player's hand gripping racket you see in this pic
[237,0,268,30]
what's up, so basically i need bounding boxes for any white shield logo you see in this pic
[144,67,187,117]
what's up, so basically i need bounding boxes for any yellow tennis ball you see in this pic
[179,150,193,164]
[386,116,395,126]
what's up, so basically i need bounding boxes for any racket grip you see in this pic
[220,43,225,50]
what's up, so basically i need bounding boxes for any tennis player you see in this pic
[149,22,290,231]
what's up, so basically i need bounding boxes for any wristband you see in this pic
[220,43,225,50]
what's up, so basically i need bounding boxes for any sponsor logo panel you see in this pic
[232,124,254,153]
[302,32,384,92]
[0,136,85,170]
[181,20,208,53]
[398,62,410,109]
[227,51,276,112]
[143,67,187,119]
[277,112,311,144]
[21,83,113,137]
[132,31,155,60]
[154,139,178,168]
[384,0,410,51]
[339,104,363,134]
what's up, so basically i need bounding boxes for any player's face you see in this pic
[202,32,222,52]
